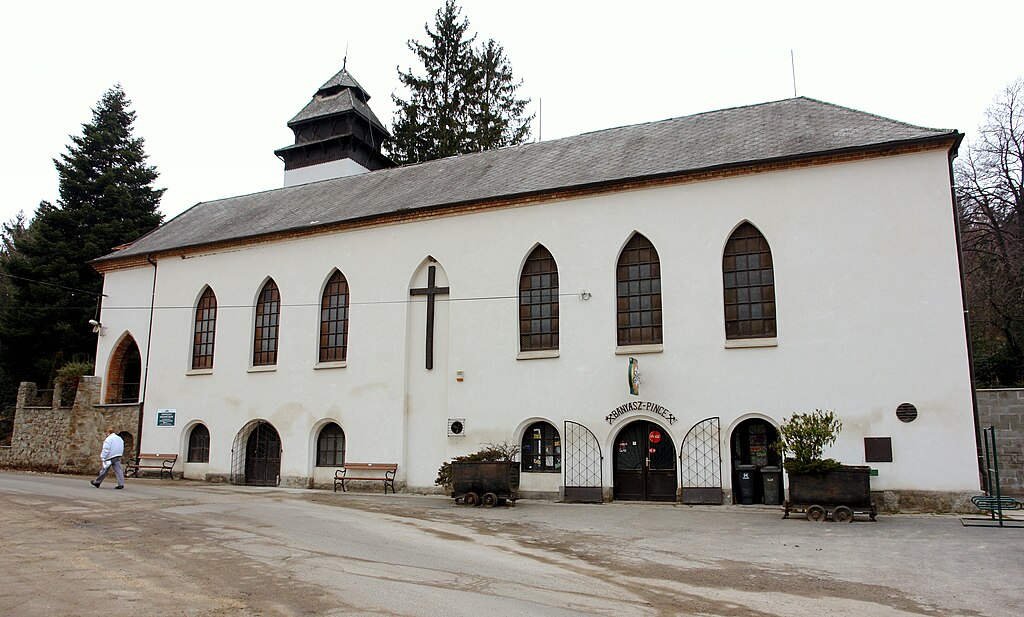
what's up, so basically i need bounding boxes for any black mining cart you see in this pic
[451,461,520,507]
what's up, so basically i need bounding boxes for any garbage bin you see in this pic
[736,464,756,504]
[760,466,782,505]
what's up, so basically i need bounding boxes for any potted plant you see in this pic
[773,409,874,521]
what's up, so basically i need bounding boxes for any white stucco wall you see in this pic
[283,159,369,187]
[99,148,978,495]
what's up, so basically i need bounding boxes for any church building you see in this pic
[91,66,979,507]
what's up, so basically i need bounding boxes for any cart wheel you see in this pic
[806,505,827,522]
[833,506,854,523]
[482,492,498,508]
[464,492,480,507]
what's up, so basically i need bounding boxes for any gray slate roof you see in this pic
[287,88,387,130]
[101,97,957,262]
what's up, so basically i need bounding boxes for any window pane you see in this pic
[519,246,559,351]
[722,223,777,339]
[319,271,350,363]
[616,234,663,345]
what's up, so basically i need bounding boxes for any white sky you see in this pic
[2,0,1022,227]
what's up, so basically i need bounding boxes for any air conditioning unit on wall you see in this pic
[447,418,465,437]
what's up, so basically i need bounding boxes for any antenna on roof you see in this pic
[538,98,543,142]
[790,49,798,97]
[343,43,349,70]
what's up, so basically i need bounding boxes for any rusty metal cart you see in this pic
[451,461,520,507]
[782,466,877,522]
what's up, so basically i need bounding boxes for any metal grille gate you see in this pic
[563,421,603,503]
[230,420,281,486]
[680,417,723,504]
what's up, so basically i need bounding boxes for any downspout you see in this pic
[137,254,158,455]
[947,137,984,491]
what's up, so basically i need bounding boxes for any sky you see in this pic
[2,0,1022,228]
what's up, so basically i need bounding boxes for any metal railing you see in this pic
[106,382,140,405]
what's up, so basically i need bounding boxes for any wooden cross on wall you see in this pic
[409,265,449,370]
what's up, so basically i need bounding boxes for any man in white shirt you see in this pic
[91,426,125,489]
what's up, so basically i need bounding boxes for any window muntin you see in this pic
[519,245,559,352]
[723,223,776,339]
[319,271,350,363]
[253,279,281,366]
[187,424,210,463]
[616,234,663,345]
[192,287,217,370]
[521,421,561,473]
[316,423,345,467]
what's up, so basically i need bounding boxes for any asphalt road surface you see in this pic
[1,471,1021,616]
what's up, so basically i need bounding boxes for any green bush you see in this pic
[435,441,520,488]
[53,360,94,405]
[773,409,843,473]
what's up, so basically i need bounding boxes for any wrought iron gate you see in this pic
[679,417,722,504]
[564,421,603,503]
[230,420,281,486]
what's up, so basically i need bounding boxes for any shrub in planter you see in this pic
[435,441,520,491]
[773,408,843,473]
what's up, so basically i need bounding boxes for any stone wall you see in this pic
[975,389,1024,495]
[0,378,140,475]
[0,383,70,471]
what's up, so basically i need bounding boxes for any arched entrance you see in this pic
[117,431,135,463]
[105,334,141,404]
[613,420,676,501]
[230,421,281,486]
[730,417,781,504]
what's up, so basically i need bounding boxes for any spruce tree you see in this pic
[469,39,532,151]
[390,1,532,163]
[0,85,164,397]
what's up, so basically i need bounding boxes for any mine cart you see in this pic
[451,461,520,507]
[782,466,877,522]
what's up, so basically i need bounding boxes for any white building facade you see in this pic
[92,72,979,506]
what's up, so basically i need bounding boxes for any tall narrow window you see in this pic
[192,287,217,370]
[723,222,776,339]
[519,245,559,352]
[319,271,349,362]
[317,423,345,466]
[521,421,561,472]
[253,279,281,366]
[187,424,210,463]
[616,233,662,345]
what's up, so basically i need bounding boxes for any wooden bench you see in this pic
[124,453,177,479]
[972,495,1022,512]
[334,463,397,494]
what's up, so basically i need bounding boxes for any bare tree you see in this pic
[956,78,1024,385]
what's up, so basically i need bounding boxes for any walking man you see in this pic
[91,426,125,489]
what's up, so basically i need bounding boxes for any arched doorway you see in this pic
[117,431,135,463]
[230,421,281,486]
[613,420,676,501]
[730,417,781,504]
[105,334,141,404]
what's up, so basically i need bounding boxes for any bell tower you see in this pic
[275,65,395,187]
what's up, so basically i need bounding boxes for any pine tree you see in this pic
[0,85,164,398]
[390,1,532,163]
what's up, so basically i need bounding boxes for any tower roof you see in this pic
[286,68,387,132]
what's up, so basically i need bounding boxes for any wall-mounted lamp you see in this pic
[88,319,105,335]
[579,291,592,301]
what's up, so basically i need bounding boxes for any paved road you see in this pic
[1,471,1021,616]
